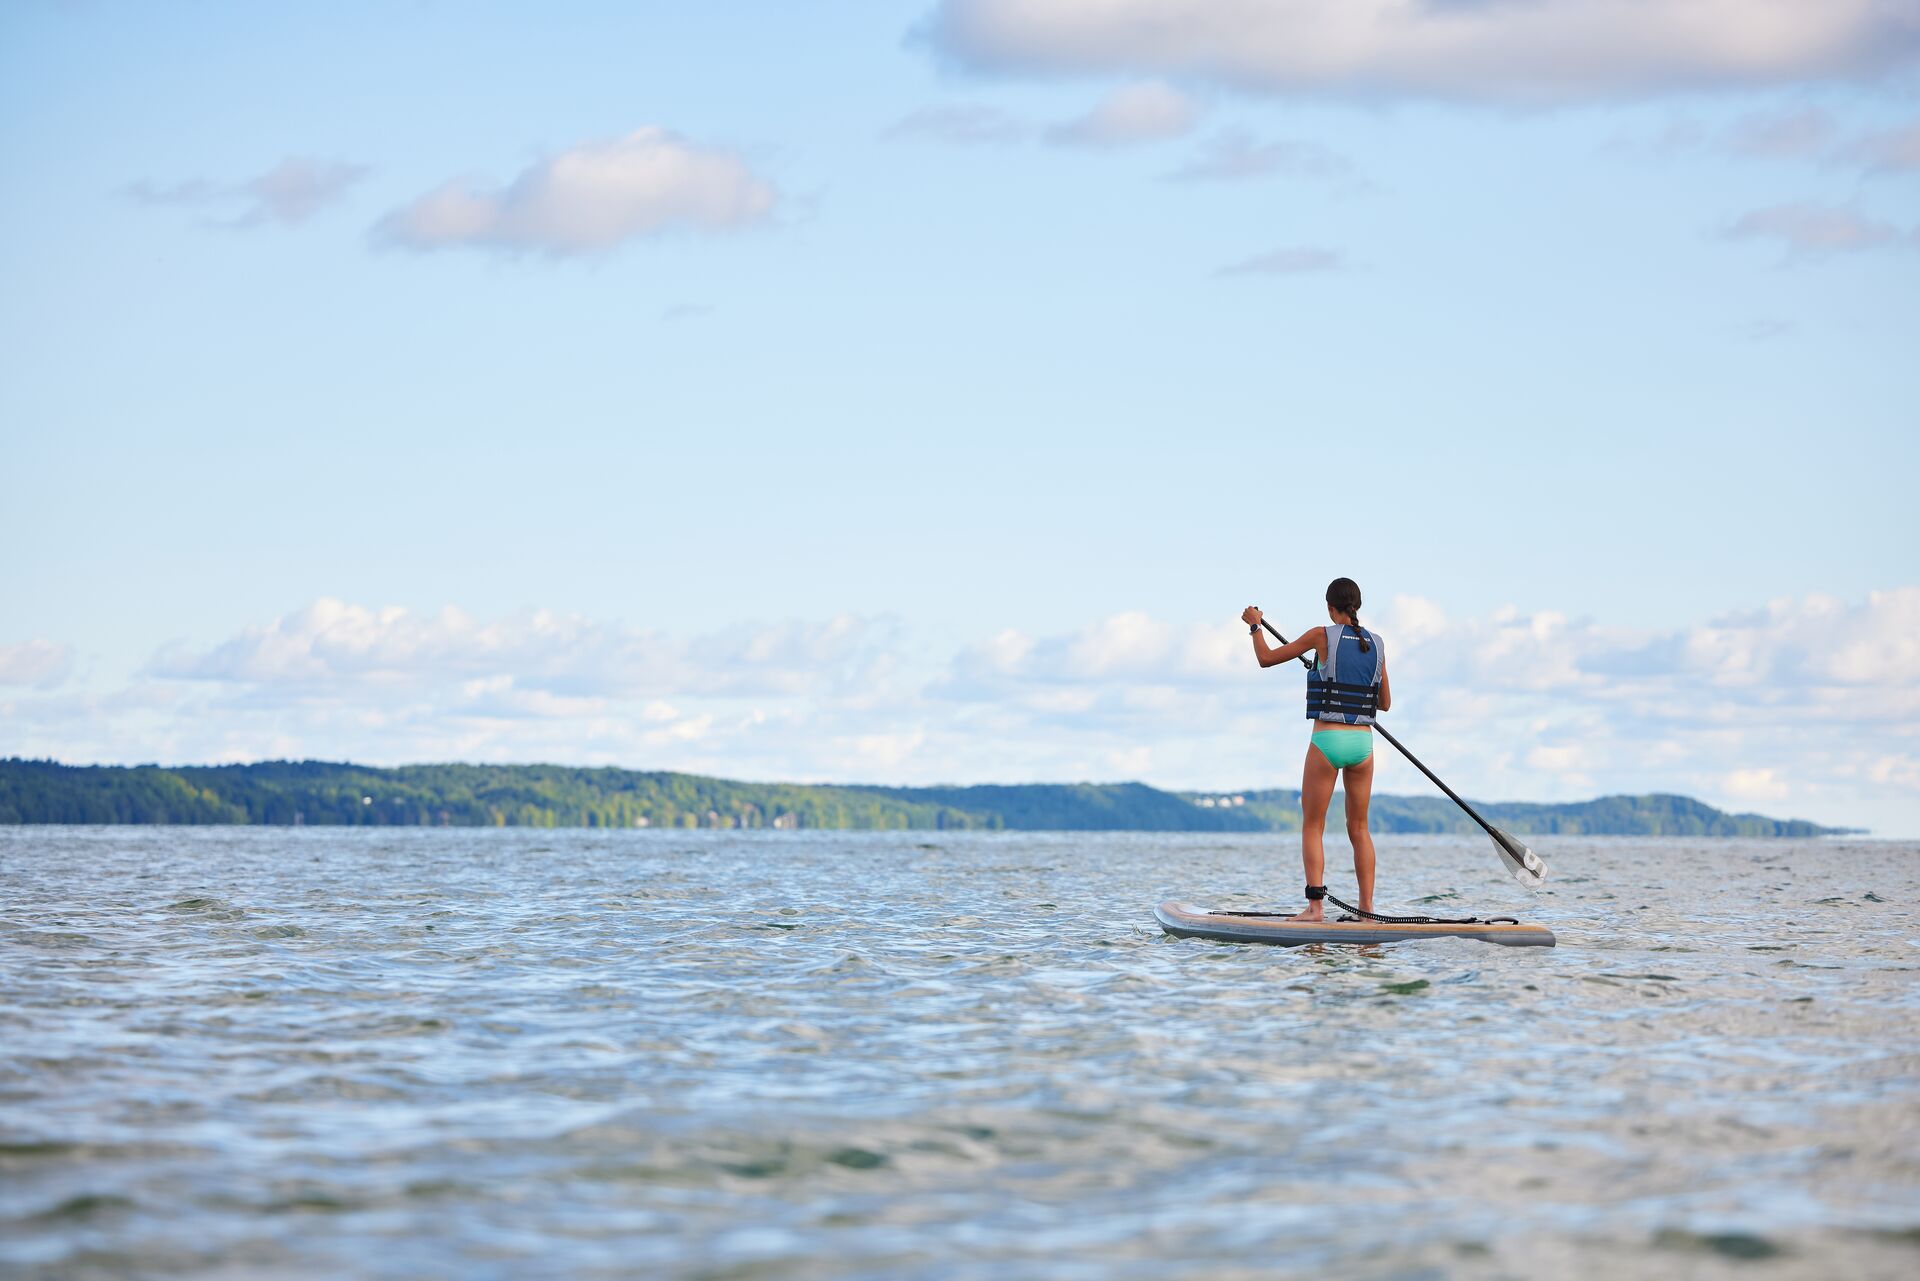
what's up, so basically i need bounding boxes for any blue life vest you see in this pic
[1305,624,1384,724]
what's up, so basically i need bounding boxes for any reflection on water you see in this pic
[2,828,1916,1279]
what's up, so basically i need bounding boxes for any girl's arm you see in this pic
[1377,659,1391,712]
[1241,607,1320,668]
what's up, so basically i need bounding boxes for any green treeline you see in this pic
[1197,788,1846,838]
[0,760,978,831]
[860,782,1261,832]
[0,759,1849,835]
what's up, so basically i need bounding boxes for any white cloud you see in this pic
[147,598,899,702]
[1166,130,1353,182]
[1216,246,1345,276]
[128,157,368,227]
[1046,81,1199,146]
[968,628,1036,676]
[1384,594,1450,648]
[376,128,776,256]
[1847,118,1920,172]
[1723,201,1917,256]
[0,640,73,689]
[1724,106,1839,158]
[835,729,927,772]
[7,589,1918,831]
[942,611,1247,699]
[1377,589,1920,707]
[925,0,1920,104]
[886,104,1031,145]
[923,589,1920,827]
[1724,767,1789,800]
[1618,110,1920,177]
[238,159,373,225]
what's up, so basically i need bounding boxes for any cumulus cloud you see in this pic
[1164,129,1354,184]
[1046,80,1199,146]
[9,590,1918,830]
[1618,109,1920,175]
[1386,590,1920,706]
[1724,767,1789,800]
[1215,245,1345,276]
[941,610,1244,699]
[13,600,920,777]
[0,640,73,689]
[885,104,1031,145]
[1723,106,1839,158]
[148,598,899,703]
[127,157,368,227]
[924,0,1920,104]
[376,128,777,256]
[1722,201,1918,257]
[923,589,1920,827]
[1845,118,1920,172]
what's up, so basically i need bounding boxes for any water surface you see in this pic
[3,828,1916,1279]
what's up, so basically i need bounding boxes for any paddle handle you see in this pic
[1256,615,1504,842]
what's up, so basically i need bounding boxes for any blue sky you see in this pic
[3,1,1917,832]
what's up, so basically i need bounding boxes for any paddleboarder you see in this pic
[1242,578,1387,922]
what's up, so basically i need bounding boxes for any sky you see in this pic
[2,0,1917,833]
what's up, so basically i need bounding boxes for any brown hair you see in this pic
[1326,577,1370,652]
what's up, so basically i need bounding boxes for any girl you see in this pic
[1241,578,1389,922]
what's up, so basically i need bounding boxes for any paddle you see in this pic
[1256,615,1547,888]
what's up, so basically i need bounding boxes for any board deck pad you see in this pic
[1155,900,1556,948]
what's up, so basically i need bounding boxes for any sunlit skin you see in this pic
[1240,603,1392,923]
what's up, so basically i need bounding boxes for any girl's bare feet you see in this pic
[1288,904,1325,923]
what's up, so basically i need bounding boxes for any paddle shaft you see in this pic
[1257,616,1506,843]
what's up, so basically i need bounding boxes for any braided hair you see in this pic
[1326,577,1370,652]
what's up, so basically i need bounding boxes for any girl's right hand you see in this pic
[1241,606,1263,628]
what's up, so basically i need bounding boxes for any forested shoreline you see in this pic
[0,759,1849,836]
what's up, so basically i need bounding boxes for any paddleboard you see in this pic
[1155,899,1555,948]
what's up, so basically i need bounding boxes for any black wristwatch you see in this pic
[1249,623,1260,635]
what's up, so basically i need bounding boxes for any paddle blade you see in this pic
[1492,827,1546,888]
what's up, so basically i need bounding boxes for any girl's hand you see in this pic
[1241,606,1263,628]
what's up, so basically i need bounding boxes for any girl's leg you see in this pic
[1343,751,1378,915]
[1296,743,1337,921]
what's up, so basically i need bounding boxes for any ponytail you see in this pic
[1325,577,1371,652]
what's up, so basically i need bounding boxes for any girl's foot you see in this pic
[1288,905,1325,923]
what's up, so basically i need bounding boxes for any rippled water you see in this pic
[3,828,1917,1279]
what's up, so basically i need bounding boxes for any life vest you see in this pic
[1305,624,1384,724]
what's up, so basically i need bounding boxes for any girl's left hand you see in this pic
[1241,606,1263,628]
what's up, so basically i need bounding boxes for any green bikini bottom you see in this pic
[1311,729,1375,769]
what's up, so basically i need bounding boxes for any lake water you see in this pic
[3,828,1917,1279]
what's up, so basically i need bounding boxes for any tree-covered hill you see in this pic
[859,781,1264,832]
[0,759,977,830]
[1185,787,1848,838]
[0,759,1852,835]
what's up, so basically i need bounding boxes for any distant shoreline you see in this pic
[0,759,1855,836]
